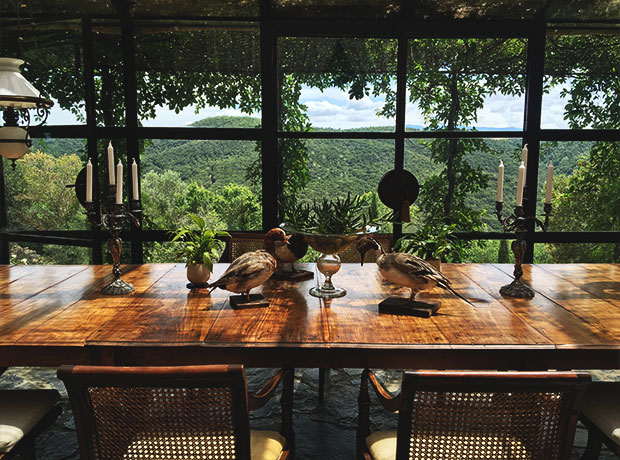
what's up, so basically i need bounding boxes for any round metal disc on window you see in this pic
[377,169,420,210]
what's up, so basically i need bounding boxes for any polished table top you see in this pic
[1,263,619,369]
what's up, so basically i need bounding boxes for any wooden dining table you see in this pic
[0,262,619,370]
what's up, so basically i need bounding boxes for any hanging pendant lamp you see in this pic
[0,57,53,168]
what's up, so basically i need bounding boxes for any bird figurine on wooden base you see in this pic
[269,230,313,281]
[208,228,286,308]
[356,236,475,317]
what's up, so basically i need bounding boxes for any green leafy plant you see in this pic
[394,223,464,262]
[282,193,380,234]
[170,214,230,270]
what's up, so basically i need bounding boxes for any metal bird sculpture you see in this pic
[356,236,475,308]
[208,228,287,303]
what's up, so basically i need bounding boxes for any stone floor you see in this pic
[1,367,618,460]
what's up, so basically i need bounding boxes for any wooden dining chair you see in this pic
[0,389,62,460]
[57,364,294,460]
[357,369,590,460]
[579,381,620,459]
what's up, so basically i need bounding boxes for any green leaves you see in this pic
[169,214,230,267]
[395,223,464,262]
[282,193,379,235]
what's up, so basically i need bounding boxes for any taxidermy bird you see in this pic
[267,229,308,272]
[208,229,287,301]
[356,236,475,306]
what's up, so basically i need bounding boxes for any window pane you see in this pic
[1,19,85,125]
[278,37,397,131]
[141,139,261,231]
[537,243,619,263]
[4,140,88,231]
[9,242,90,265]
[543,141,620,233]
[406,38,527,131]
[93,20,125,126]
[404,137,521,233]
[544,32,620,129]
[135,21,261,127]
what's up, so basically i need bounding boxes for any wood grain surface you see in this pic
[1,263,620,369]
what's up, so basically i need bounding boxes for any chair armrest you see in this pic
[366,369,401,413]
[248,369,285,412]
[357,369,402,459]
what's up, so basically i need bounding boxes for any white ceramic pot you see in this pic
[186,263,211,285]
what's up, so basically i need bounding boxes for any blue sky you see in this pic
[44,83,571,130]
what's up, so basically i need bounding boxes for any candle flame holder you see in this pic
[495,201,551,298]
[72,168,141,294]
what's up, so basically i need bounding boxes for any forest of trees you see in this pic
[2,29,619,265]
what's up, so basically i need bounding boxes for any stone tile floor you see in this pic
[1,367,618,460]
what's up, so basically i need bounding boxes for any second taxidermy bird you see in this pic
[356,236,475,306]
[208,229,288,301]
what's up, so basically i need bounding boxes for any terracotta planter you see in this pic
[186,263,211,285]
[426,259,441,272]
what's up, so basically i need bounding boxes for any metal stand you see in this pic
[81,183,141,295]
[495,202,551,298]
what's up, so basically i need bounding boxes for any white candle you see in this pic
[116,160,123,204]
[521,144,528,169]
[545,161,554,204]
[132,159,139,200]
[496,160,504,202]
[516,160,525,207]
[85,159,93,203]
[107,142,115,185]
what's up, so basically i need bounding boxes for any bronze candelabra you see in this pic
[495,201,551,298]
[81,183,141,295]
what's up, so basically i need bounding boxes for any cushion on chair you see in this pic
[250,430,285,460]
[0,389,61,453]
[123,429,284,460]
[366,430,531,460]
[366,430,397,460]
[581,382,620,445]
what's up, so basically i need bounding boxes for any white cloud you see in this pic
[300,85,394,129]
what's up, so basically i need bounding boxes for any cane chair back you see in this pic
[359,370,590,460]
[58,364,289,460]
[228,233,266,262]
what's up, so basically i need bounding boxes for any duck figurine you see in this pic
[356,236,474,308]
[208,228,287,305]
[268,230,313,280]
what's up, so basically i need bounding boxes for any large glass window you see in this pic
[406,38,527,131]
[278,37,397,131]
[135,21,261,127]
[141,139,262,232]
[544,32,620,130]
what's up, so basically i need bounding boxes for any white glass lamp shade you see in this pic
[0,126,30,159]
[0,58,53,109]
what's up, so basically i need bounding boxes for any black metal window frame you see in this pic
[1,12,619,264]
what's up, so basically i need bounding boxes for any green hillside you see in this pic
[141,116,586,230]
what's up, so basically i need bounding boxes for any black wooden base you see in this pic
[271,269,314,281]
[499,279,535,298]
[186,282,209,289]
[378,297,440,318]
[230,293,270,309]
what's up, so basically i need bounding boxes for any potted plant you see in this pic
[394,223,462,271]
[282,193,380,298]
[170,214,230,286]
